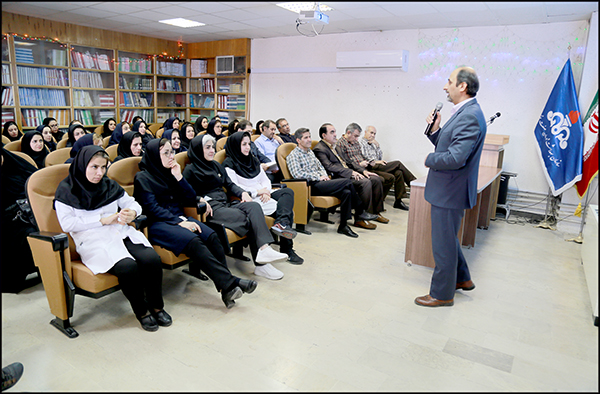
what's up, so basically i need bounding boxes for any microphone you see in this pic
[425,102,443,136]
[488,112,501,124]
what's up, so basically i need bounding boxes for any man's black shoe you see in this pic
[337,225,358,238]
[393,200,409,210]
[238,279,257,294]
[222,286,243,309]
[286,249,304,265]
[151,309,172,327]
[137,313,159,332]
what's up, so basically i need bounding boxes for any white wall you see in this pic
[249,19,597,204]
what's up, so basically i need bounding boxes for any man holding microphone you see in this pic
[415,66,487,307]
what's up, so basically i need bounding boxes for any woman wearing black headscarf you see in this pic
[182,134,288,281]
[37,124,57,152]
[108,122,131,147]
[162,116,180,134]
[65,133,103,164]
[20,130,48,169]
[54,145,170,332]
[1,146,40,293]
[179,121,196,150]
[113,131,143,163]
[206,118,225,141]
[3,121,23,142]
[101,118,117,139]
[194,115,208,134]
[162,128,186,154]
[134,139,257,308]
[132,120,154,149]
[66,123,88,148]
[222,131,303,264]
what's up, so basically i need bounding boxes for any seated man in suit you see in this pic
[313,123,389,226]
[346,123,416,211]
[276,118,296,144]
[255,119,284,184]
[286,128,378,237]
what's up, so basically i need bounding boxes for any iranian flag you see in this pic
[575,91,599,198]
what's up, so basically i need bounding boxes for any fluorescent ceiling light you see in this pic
[158,18,205,28]
[277,2,333,13]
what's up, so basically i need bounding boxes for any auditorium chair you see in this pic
[2,135,11,145]
[216,136,228,151]
[3,139,21,152]
[147,123,162,136]
[93,125,103,135]
[56,138,68,149]
[102,136,110,148]
[251,134,260,142]
[44,147,72,166]
[105,144,118,162]
[275,142,341,234]
[12,150,38,168]
[25,164,121,338]
[155,128,164,138]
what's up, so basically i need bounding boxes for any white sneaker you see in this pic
[255,246,288,263]
[254,263,284,280]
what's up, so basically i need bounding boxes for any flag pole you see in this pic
[535,188,558,230]
[566,191,590,243]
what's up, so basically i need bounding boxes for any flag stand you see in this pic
[566,187,594,243]
[535,188,558,230]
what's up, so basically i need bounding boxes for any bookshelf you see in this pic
[156,57,186,124]
[2,35,16,125]
[116,50,155,124]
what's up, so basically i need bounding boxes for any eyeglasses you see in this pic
[280,123,289,128]
[49,123,58,128]
[161,150,175,157]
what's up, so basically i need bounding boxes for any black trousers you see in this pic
[351,175,385,214]
[236,201,275,265]
[369,160,416,200]
[183,233,237,292]
[309,178,363,227]
[270,187,294,228]
[109,237,164,318]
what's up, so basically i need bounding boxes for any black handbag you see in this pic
[9,198,37,228]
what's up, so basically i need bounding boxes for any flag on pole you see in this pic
[574,91,598,217]
[534,59,584,196]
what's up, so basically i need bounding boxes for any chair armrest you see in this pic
[131,215,147,230]
[282,178,308,184]
[27,231,69,252]
[196,196,207,216]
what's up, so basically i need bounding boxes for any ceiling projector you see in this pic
[298,9,329,24]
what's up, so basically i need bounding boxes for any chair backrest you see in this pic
[26,164,69,235]
[214,149,226,164]
[216,136,228,151]
[275,143,298,180]
[175,151,190,171]
[2,135,11,145]
[4,139,21,152]
[147,123,161,136]
[56,138,68,149]
[93,125,103,135]
[105,144,118,161]
[12,151,38,168]
[45,147,72,166]
[106,156,142,196]
[102,136,110,148]
[251,134,260,142]
[155,128,164,139]
[311,140,319,150]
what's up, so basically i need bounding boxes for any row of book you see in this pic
[21,109,70,127]
[2,64,11,84]
[119,91,153,107]
[157,79,183,92]
[17,66,69,87]
[190,59,208,77]
[157,61,186,77]
[18,87,67,107]
[15,47,34,64]
[2,110,16,124]
[72,90,95,107]
[72,71,106,89]
[217,82,245,93]
[74,109,95,125]
[217,95,245,110]
[189,95,214,109]
[216,111,230,125]
[190,78,215,92]
[117,56,152,74]
[118,76,153,90]
[156,110,184,124]
[71,50,111,70]
[99,110,116,123]
[121,109,154,124]
[47,49,68,67]
[1,87,14,106]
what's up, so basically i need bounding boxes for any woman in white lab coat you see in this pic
[54,145,171,332]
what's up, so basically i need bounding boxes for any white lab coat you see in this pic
[55,193,151,275]
[225,167,278,216]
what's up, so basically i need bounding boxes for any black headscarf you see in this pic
[222,131,261,179]
[108,123,127,146]
[66,133,95,164]
[184,134,224,194]
[194,116,208,134]
[163,116,179,132]
[20,130,48,169]
[3,121,23,142]
[54,145,124,211]
[36,124,56,152]
[206,119,224,141]
[134,139,180,197]
[114,131,142,163]
[162,128,187,153]
[67,123,87,147]
[179,121,195,150]
[132,120,153,148]
[102,118,116,138]
[1,145,37,213]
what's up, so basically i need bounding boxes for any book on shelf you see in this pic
[190,59,208,77]
[99,110,115,123]
[2,110,16,124]
[1,86,14,106]
[16,66,69,87]
[2,64,11,84]
[72,70,104,88]
[99,94,114,107]
[15,47,34,64]
[19,87,67,107]
[75,109,94,125]
[49,49,67,67]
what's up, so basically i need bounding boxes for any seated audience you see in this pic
[227,118,239,136]
[37,124,56,152]
[131,115,144,126]
[3,121,23,142]
[222,131,304,264]
[20,130,48,169]
[314,123,388,226]
[206,118,225,141]
[43,117,64,142]
[134,139,257,308]
[286,128,378,238]
[194,116,208,134]
[54,145,170,332]
[359,125,416,210]
[101,118,117,139]
[113,131,143,163]
[183,134,288,280]
[254,120,264,136]
[162,116,180,134]
[162,128,186,154]
[276,118,296,144]
[254,119,284,184]
[108,122,131,147]
[65,133,104,164]
[132,120,154,149]
[66,123,88,148]
[233,120,272,171]
[179,121,196,150]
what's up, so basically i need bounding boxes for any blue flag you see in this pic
[534,59,584,196]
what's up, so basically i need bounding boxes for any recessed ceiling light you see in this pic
[276,2,333,13]
[158,18,205,28]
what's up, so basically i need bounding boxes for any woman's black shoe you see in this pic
[182,268,209,281]
[238,279,257,294]
[151,309,172,327]
[137,314,159,332]
[222,286,243,309]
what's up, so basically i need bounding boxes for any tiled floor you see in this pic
[2,196,598,392]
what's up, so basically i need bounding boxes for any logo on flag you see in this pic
[534,59,584,196]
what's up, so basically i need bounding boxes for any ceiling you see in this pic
[2,2,598,43]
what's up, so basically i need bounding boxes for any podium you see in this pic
[404,134,509,268]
